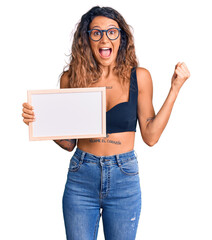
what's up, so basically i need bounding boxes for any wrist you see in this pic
[168,86,179,103]
[170,85,180,97]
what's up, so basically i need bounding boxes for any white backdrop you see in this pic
[1,0,212,239]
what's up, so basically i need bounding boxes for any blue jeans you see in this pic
[62,147,142,240]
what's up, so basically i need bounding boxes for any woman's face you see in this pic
[88,16,121,68]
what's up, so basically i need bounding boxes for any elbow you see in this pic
[144,137,158,147]
[146,140,157,147]
[70,142,78,152]
[67,145,76,152]
[143,130,159,147]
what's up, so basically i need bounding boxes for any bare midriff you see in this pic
[77,131,135,156]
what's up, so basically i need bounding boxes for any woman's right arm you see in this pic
[53,71,77,151]
[53,139,77,152]
[22,71,77,152]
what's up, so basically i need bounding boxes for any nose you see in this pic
[100,31,109,42]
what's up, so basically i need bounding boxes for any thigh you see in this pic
[62,155,101,240]
[102,157,142,240]
[62,202,101,240]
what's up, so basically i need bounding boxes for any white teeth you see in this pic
[100,48,110,50]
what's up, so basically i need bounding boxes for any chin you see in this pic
[99,60,116,68]
[97,56,117,67]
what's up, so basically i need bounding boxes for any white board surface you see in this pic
[27,87,106,141]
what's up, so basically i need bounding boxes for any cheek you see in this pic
[114,41,121,53]
[89,41,97,54]
[91,45,99,57]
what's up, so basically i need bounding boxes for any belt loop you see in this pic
[134,150,138,158]
[115,154,121,166]
[80,151,85,163]
[100,156,104,166]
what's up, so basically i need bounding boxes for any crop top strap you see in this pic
[129,67,138,102]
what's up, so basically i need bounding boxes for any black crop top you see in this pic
[106,67,138,134]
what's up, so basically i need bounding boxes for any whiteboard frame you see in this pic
[27,87,106,141]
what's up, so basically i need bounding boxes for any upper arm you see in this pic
[137,67,156,143]
[60,71,70,89]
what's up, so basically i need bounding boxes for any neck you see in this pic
[99,64,116,80]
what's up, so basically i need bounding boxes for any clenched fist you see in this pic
[171,62,190,93]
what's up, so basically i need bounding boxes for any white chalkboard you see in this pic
[27,87,106,141]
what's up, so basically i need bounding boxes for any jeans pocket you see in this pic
[68,155,82,172]
[119,157,139,176]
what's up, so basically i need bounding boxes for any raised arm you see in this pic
[137,62,190,146]
[53,71,77,152]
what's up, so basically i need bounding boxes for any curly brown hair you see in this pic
[59,6,139,88]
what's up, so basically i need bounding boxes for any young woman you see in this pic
[22,6,190,240]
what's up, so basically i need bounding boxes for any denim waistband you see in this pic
[73,147,137,165]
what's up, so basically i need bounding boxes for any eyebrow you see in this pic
[91,24,117,29]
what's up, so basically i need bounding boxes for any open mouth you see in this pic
[99,48,112,58]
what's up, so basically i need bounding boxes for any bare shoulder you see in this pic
[135,67,153,94]
[60,71,70,88]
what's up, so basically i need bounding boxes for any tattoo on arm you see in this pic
[146,116,155,123]
[54,139,77,151]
